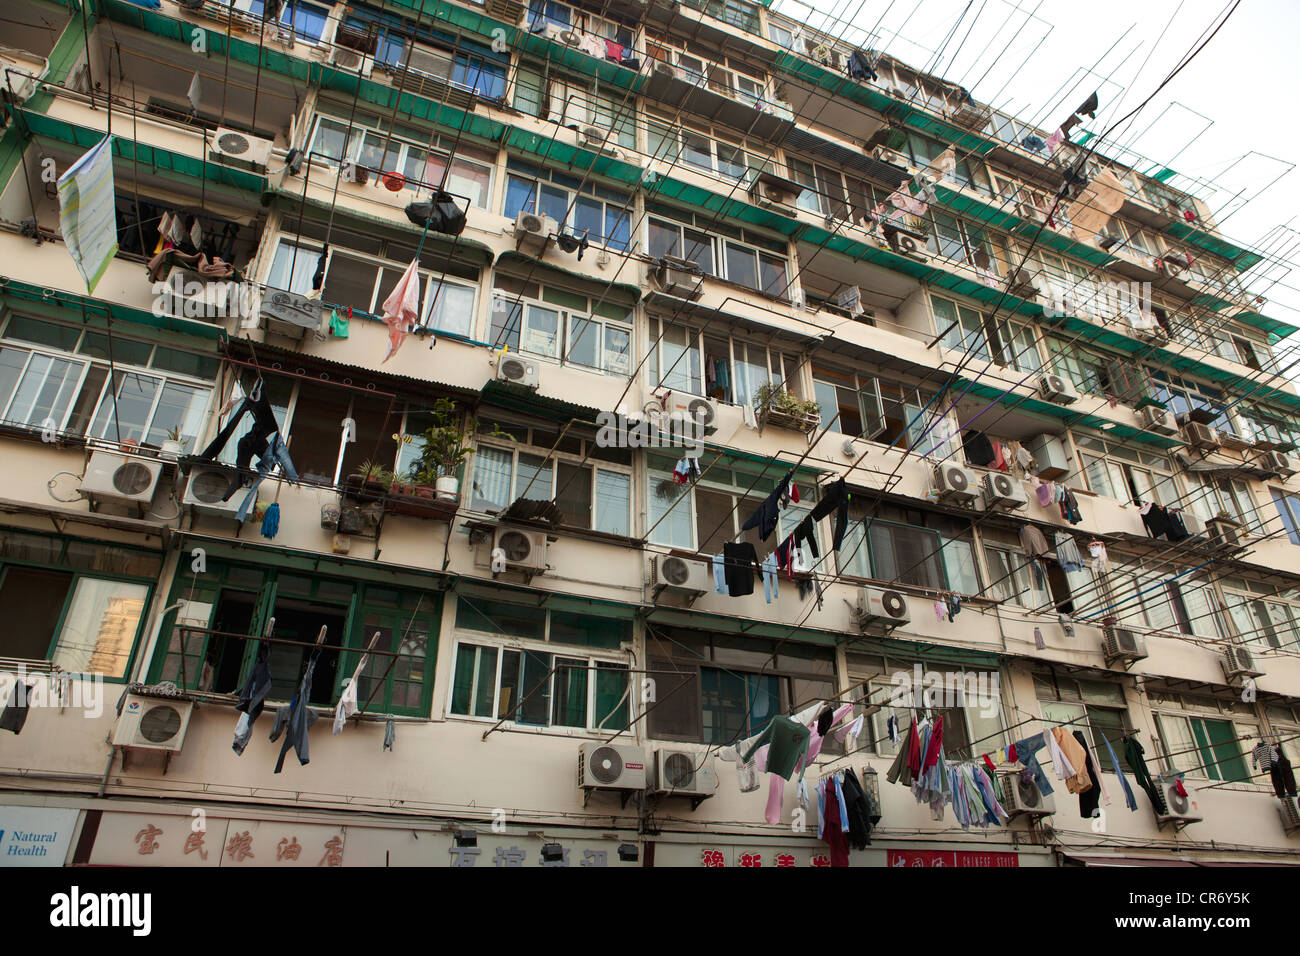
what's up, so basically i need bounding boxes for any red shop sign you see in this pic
[887,850,1019,868]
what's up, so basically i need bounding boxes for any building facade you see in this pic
[0,0,1298,868]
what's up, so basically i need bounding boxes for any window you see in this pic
[238,0,329,41]
[450,596,631,731]
[984,544,1050,610]
[1221,580,1299,651]
[837,504,974,593]
[789,158,846,216]
[502,158,632,252]
[647,629,835,743]
[150,561,440,716]
[307,115,494,206]
[0,316,215,453]
[646,206,789,297]
[0,531,160,680]
[490,275,632,374]
[468,418,631,535]
[1153,706,1251,783]
[1075,434,1172,505]
[1272,488,1300,545]
[932,295,1041,371]
[646,452,817,553]
[648,319,803,406]
[1035,674,1130,773]
[811,366,887,441]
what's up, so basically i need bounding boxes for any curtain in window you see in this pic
[471,446,513,512]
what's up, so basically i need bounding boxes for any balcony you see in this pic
[642,45,793,139]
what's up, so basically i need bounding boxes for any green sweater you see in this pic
[741,716,812,781]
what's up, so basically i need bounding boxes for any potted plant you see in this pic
[160,426,185,462]
[402,398,479,503]
[754,383,821,436]
[345,459,394,504]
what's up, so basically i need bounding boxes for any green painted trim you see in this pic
[0,277,227,343]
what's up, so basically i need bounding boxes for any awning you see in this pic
[495,251,640,303]
[0,277,226,342]
[1065,854,1197,867]
[642,290,825,342]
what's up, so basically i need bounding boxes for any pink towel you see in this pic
[1045,127,1066,154]
[1036,481,1054,507]
[765,773,784,824]
[380,258,422,364]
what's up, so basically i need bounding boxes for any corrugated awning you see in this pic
[0,277,226,342]
[1065,854,1197,867]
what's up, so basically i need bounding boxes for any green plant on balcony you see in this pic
[754,384,821,435]
[401,399,511,504]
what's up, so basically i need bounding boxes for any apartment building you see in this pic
[0,0,1298,868]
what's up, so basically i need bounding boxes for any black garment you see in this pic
[404,192,467,236]
[839,768,874,848]
[0,681,32,735]
[1075,90,1099,119]
[1123,734,1166,814]
[809,477,848,552]
[722,541,761,597]
[1061,488,1082,525]
[232,642,273,755]
[1272,749,1298,798]
[198,389,282,500]
[1140,504,1171,540]
[847,49,878,82]
[271,654,319,773]
[741,471,793,541]
[1165,509,1189,542]
[1074,730,1102,819]
[962,429,996,467]
[557,231,590,261]
[793,514,820,560]
[312,244,329,291]
[816,705,834,737]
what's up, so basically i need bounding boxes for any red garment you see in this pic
[982,754,997,775]
[1008,744,1018,763]
[790,482,800,504]
[1174,778,1187,798]
[922,715,944,773]
[991,441,1008,471]
[821,783,850,867]
[906,720,923,778]
[605,39,624,61]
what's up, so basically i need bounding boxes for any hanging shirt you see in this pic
[1054,533,1084,572]
[741,716,812,781]
[1101,733,1137,811]
[1019,524,1052,558]
[722,541,761,597]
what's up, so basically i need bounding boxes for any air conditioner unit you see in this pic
[577,125,607,148]
[1004,268,1042,300]
[982,471,1027,511]
[513,212,556,258]
[1259,450,1296,478]
[182,463,244,519]
[1279,796,1300,835]
[1039,372,1079,405]
[872,145,907,167]
[578,742,647,792]
[1155,779,1202,827]
[653,256,704,300]
[933,462,978,504]
[662,393,718,435]
[1183,421,1220,450]
[1221,645,1265,683]
[112,693,195,752]
[1139,405,1177,436]
[327,45,373,77]
[652,554,711,596]
[1103,625,1149,667]
[80,451,163,507]
[999,772,1055,818]
[496,353,540,389]
[652,60,679,80]
[851,586,910,630]
[492,526,549,572]
[1178,511,1208,542]
[0,50,47,103]
[558,29,583,46]
[259,289,323,339]
[653,749,718,801]
[209,127,274,172]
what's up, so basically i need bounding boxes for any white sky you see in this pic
[773,0,1300,360]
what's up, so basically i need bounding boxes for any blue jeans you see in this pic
[237,434,298,521]
[1011,733,1054,796]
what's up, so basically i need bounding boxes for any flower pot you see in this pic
[160,439,184,461]
[435,476,460,501]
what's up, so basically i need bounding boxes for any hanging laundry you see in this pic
[741,715,812,781]
[817,774,851,866]
[312,244,329,292]
[711,554,728,594]
[270,654,320,772]
[847,49,878,81]
[761,552,779,603]
[1074,730,1103,819]
[887,714,899,746]
[604,39,624,61]
[1053,727,1091,794]
[380,258,422,363]
[1123,734,1166,813]
[383,718,396,751]
[1019,523,1051,558]
[233,641,272,755]
[722,541,761,597]
[1165,509,1189,542]
[1271,747,1297,798]
[333,643,374,735]
[1009,732,1056,796]
[810,477,849,552]
[1101,733,1137,811]
[962,429,996,467]
[1035,480,1054,508]
[740,470,793,540]
[1054,532,1084,572]
[1074,90,1099,118]
[329,306,351,338]
[1044,127,1066,155]
[1139,503,1172,539]
[1061,487,1082,524]
[1034,627,1046,650]
[991,440,1008,471]
[0,680,33,734]
[835,713,864,744]
[556,230,590,260]
[1020,134,1048,153]
[1088,539,1110,573]
[1069,166,1127,239]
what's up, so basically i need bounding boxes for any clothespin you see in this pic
[313,625,328,647]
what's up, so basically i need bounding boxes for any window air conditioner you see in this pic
[578,742,647,793]
[653,256,704,300]
[1279,795,1300,835]
[182,463,244,520]
[209,127,274,172]
[1139,405,1177,436]
[327,45,373,76]
[661,393,719,435]
[260,289,323,339]
[112,693,195,753]
[850,586,910,630]
[1183,421,1220,450]
[652,554,711,596]
[1178,511,1208,543]
[1259,450,1296,478]
[999,772,1055,818]
[1221,645,1264,683]
[80,451,163,508]
[981,471,1028,511]
[932,462,978,504]
[653,749,718,802]
[1155,779,1202,828]
[1038,372,1079,405]
[652,60,679,80]
[496,353,540,389]
[491,526,549,573]
[513,212,556,258]
[872,145,907,167]
[1103,625,1148,667]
